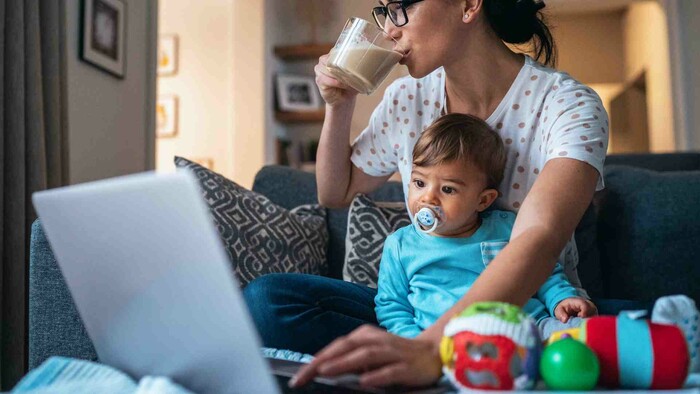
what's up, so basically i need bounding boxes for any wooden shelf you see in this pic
[273,43,334,61]
[275,110,325,123]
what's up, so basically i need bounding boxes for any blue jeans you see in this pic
[243,273,653,355]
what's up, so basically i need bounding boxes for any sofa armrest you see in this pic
[28,219,97,369]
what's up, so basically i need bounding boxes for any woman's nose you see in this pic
[384,21,401,40]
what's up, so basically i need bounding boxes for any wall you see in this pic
[623,1,675,152]
[156,0,234,180]
[663,0,700,150]
[265,0,409,162]
[65,0,156,185]
[552,11,625,84]
[266,1,682,157]
[266,1,632,156]
[231,1,265,187]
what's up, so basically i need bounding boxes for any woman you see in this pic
[244,0,640,388]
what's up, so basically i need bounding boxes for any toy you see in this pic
[548,315,689,389]
[440,302,542,390]
[540,336,600,390]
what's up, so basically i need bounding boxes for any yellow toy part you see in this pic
[546,327,581,345]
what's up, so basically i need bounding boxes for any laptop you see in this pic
[32,170,448,394]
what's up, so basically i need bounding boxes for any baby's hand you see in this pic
[554,297,598,323]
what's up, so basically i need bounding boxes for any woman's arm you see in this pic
[292,157,600,388]
[314,54,392,208]
[316,101,392,208]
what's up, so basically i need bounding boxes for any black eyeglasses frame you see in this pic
[371,0,425,29]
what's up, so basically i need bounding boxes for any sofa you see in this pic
[28,152,700,370]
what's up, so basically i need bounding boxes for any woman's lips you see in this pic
[399,50,411,65]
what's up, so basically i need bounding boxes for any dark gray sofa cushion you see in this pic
[252,166,405,279]
[27,154,700,370]
[574,203,603,298]
[597,165,700,302]
[29,221,98,368]
[605,152,700,172]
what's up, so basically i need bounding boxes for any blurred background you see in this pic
[2,0,699,388]
[156,0,683,187]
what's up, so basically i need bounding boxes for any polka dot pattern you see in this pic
[350,61,608,287]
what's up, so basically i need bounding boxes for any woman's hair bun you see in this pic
[483,0,556,66]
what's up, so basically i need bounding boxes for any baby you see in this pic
[374,113,597,339]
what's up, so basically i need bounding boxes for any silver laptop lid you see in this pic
[32,170,279,394]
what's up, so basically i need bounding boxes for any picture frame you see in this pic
[158,34,179,76]
[80,0,126,78]
[156,95,179,138]
[276,74,322,112]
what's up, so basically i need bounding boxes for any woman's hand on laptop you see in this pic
[290,325,442,388]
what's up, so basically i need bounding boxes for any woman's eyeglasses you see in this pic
[371,0,425,30]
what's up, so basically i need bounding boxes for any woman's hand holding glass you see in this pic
[290,325,443,389]
[314,54,359,107]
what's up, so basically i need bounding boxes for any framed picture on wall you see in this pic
[158,34,179,76]
[156,95,179,138]
[276,74,322,112]
[80,0,126,78]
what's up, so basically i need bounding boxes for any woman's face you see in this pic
[384,0,467,78]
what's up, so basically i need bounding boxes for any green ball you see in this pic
[540,337,600,390]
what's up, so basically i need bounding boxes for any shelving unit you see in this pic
[273,43,334,61]
[275,110,325,123]
[273,43,331,125]
[272,43,331,167]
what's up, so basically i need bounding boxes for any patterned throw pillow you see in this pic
[174,157,328,287]
[344,194,411,287]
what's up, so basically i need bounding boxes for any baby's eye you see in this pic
[414,179,425,188]
[442,186,455,194]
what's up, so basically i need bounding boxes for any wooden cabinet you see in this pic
[273,43,332,124]
[275,110,325,123]
[273,43,333,61]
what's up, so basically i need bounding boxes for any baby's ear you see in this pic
[477,188,499,212]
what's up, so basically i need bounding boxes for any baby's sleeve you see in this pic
[350,85,401,177]
[542,83,609,191]
[374,233,422,338]
[537,262,580,317]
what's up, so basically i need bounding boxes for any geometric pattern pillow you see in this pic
[174,156,328,287]
[343,194,411,288]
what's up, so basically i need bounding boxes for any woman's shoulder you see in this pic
[523,56,603,102]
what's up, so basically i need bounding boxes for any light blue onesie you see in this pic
[375,210,581,339]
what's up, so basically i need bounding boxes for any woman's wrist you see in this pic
[417,326,442,356]
[326,96,356,113]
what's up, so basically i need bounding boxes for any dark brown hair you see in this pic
[483,0,556,67]
[412,113,506,189]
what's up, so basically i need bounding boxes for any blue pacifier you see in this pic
[414,206,444,234]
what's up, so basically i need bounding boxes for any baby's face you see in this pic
[408,160,490,237]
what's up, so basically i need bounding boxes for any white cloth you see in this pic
[350,55,610,296]
[652,295,700,373]
[12,356,193,394]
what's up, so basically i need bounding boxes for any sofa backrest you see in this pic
[252,153,700,301]
[28,152,700,370]
[251,166,405,280]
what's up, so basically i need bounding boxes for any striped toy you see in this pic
[550,315,689,389]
